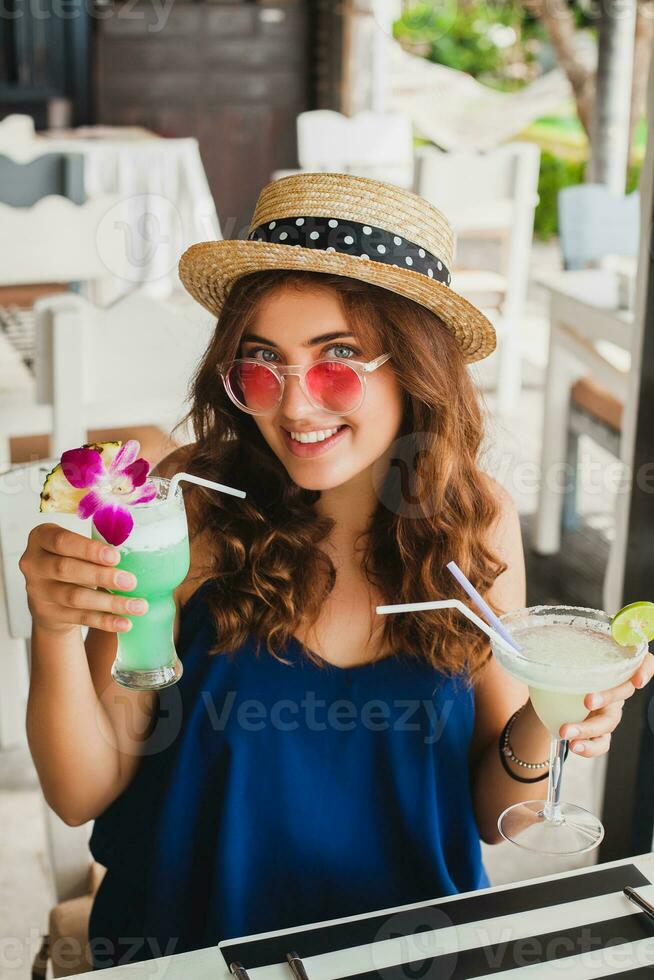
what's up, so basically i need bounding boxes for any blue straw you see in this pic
[446,560,521,652]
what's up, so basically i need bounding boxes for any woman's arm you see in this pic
[470,477,654,845]
[468,477,552,845]
[24,445,194,827]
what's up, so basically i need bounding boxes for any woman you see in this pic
[20,174,653,970]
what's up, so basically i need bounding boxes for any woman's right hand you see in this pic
[19,524,148,635]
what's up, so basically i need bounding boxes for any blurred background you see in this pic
[1,1,654,976]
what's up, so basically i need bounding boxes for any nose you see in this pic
[278,371,316,420]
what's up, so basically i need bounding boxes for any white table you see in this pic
[33,127,221,302]
[532,268,634,556]
[76,851,654,977]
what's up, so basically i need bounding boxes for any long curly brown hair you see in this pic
[175,269,507,680]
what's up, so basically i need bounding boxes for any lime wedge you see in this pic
[610,601,654,647]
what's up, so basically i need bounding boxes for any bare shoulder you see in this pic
[151,443,197,481]
[480,472,519,528]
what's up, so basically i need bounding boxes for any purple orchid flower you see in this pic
[61,440,156,546]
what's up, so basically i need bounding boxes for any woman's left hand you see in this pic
[559,651,654,757]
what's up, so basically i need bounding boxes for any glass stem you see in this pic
[543,736,567,824]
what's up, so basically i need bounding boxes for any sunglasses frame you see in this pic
[220,352,392,417]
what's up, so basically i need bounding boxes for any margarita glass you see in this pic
[92,476,190,691]
[492,604,648,855]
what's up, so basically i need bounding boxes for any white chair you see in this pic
[554,187,639,535]
[271,109,415,189]
[533,184,639,555]
[558,184,640,271]
[0,193,125,468]
[0,210,213,977]
[0,463,94,887]
[0,193,126,289]
[533,308,629,557]
[1,290,213,750]
[1,289,210,960]
[0,459,91,763]
[0,460,102,979]
[0,150,85,207]
[415,141,541,417]
[32,289,215,459]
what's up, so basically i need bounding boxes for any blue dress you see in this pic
[88,580,489,970]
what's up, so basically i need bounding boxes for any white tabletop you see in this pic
[35,125,160,148]
[76,851,654,977]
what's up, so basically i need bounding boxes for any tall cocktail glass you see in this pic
[492,604,648,854]
[92,476,190,691]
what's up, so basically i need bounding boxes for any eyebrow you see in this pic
[241,331,357,347]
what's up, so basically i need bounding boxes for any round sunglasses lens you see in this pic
[227,363,281,413]
[305,361,362,413]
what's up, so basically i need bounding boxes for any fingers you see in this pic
[568,733,611,758]
[20,523,146,635]
[46,582,148,618]
[39,552,137,593]
[29,599,135,634]
[21,525,136,593]
[584,652,654,710]
[584,681,636,710]
[561,701,623,742]
[30,584,148,634]
[630,651,654,690]
[36,524,121,567]
[558,655,654,760]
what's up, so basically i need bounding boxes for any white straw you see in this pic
[446,559,521,652]
[376,599,520,657]
[167,471,246,500]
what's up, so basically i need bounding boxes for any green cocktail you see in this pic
[92,477,190,690]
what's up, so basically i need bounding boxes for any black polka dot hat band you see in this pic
[247,216,452,287]
[178,172,496,363]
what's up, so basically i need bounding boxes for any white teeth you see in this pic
[289,426,342,444]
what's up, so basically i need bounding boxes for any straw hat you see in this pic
[178,172,496,363]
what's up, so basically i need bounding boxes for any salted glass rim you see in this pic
[495,602,649,669]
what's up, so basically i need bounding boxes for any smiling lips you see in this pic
[288,426,343,444]
[281,424,350,457]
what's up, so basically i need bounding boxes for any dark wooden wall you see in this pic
[94,0,322,237]
[0,0,91,127]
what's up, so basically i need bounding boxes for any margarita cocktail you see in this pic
[92,477,190,690]
[492,605,648,854]
[377,584,654,856]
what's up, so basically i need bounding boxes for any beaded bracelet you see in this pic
[503,703,550,769]
[498,702,570,784]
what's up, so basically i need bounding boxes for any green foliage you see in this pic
[627,159,642,195]
[393,1,545,85]
[534,152,586,240]
[394,1,644,240]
